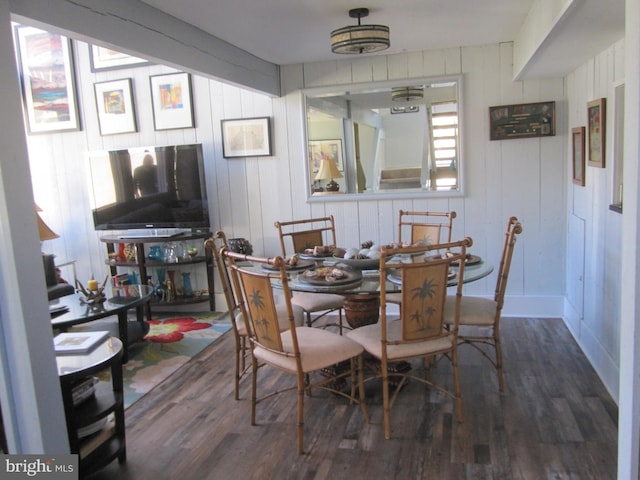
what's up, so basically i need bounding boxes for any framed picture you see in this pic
[14,25,80,134]
[149,72,195,130]
[221,117,272,158]
[93,78,137,135]
[489,101,555,140]
[89,45,150,72]
[308,140,344,173]
[572,127,586,186]
[587,98,606,168]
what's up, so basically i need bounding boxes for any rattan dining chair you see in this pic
[205,231,304,400]
[274,216,345,330]
[443,216,523,392]
[387,210,457,306]
[397,210,457,246]
[223,249,369,454]
[347,237,472,439]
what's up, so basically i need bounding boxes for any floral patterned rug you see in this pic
[122,312,230,408]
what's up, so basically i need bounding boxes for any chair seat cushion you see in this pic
[347,319,453,361]
[236,303,304,336]
[291,292,344,312]
[443,296,498,326]
[385,292,402,304]
[253,326,363,374]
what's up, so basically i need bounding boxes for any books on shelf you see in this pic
[79,414,115,457]
[71,376,99,406]
[54,331,110,355]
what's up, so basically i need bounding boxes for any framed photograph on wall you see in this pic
[587,98,606,168]
[221,117,272,158]
[14,25,80,134]
[94,78,137,135]
[89,45,150,72]
[149,72,195,130]
[572,127,586,186]
[308,139,344,173]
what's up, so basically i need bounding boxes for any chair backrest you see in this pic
[222,250,300,356]
[397,210,457,246]
[274,215,337,256]
[204,231,245,334]
[494,216,523,308]
[380,237,472,344]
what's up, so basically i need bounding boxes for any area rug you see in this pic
[122,312,231,408]
[74,312,232,409]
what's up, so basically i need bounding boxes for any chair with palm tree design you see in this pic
[222,248,369,454]
[205,231,304,400]
[347,237,472,439]
[387,210,457,306]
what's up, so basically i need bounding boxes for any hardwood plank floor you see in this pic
[86,318,618,480]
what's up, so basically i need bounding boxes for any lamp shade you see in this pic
[37,212,59,241]
[315,157,343,181]
[331,8,390,55]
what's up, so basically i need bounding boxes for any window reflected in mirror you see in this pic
[304,75,462,200]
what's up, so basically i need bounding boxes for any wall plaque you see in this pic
[489,101,555,140]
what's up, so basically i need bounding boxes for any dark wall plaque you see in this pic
[489,101,556,140]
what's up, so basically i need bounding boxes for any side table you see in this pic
[56,337,125,477]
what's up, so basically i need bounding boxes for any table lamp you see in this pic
[315,156,343,192]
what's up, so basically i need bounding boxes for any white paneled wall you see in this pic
[28,40,566,317]
[564,39,625,401]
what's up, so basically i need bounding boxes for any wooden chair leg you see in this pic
[296,371,305,454]
[250,354,258,426]
[452,348,463,423]
[495,331,505,392]
[357,355,370,423]
[381,357,391,440]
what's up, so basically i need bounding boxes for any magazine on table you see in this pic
[54,331,110,355]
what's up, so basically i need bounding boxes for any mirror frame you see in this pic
[303,74,465,202]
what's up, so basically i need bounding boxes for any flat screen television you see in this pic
[87,144,210,232]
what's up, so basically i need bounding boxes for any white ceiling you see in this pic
[140,0,624,78]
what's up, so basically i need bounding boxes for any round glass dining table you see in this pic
[268,255,494,328]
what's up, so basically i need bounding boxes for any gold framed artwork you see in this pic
[587,98,606,168]
[572,127,585,186]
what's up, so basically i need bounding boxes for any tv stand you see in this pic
[100,232,214,317]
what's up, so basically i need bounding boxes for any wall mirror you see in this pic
[304,75,463,201]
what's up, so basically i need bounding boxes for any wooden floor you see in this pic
[86,317,618,480]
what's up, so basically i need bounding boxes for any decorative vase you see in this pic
[148,245,163,261]
[181,272,193,297]
[167,270,177,300]
[227,238,253,255]
[124,243,137,262]
[155,268,167,299]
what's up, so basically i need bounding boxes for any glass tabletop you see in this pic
[50,285,154,328]
[56,337,123,378]
[264,256,494,295]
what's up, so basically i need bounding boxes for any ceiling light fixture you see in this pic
[331,8,390,55]
[391,86,424,102]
